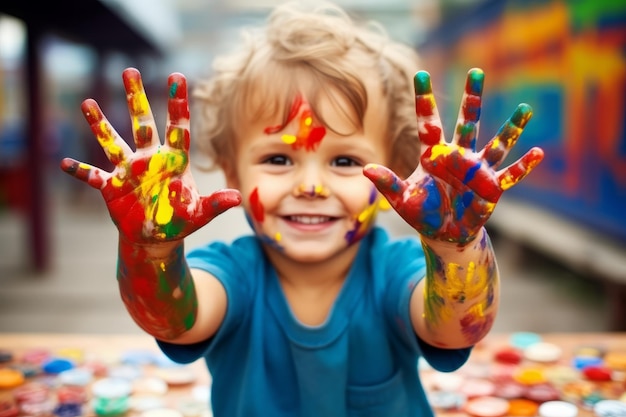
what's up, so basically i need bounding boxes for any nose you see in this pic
[292,163,330,199]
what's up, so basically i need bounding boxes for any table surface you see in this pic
[0,332,625,416]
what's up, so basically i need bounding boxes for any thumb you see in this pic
[199,189,242,223]
[363,164,407,207]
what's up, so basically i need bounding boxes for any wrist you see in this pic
[420,227,486,253]
[118,234,184,261]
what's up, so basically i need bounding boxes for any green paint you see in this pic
[414,71,432,95]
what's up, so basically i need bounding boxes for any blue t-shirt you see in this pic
[157,227,471,417]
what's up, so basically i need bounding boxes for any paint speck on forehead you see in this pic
[264,94,326,151]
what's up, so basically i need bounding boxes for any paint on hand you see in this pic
[264,94,326,151]
[422,235,497,343]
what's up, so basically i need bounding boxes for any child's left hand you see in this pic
[364,68,544,244]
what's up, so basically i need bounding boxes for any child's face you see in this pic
[226,86,390,263]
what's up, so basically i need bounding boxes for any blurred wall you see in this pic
[418,0,626,243]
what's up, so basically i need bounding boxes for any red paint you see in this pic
[264,95,303,135]
[249,188,264,222]
[415,95,435,117]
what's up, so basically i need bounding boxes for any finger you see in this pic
[454,68,484,150]
[81,99,133,166]
[199,189,243,223]
[414,71,445,151]
[362,163,408,207]
[122,67,160,150]
[165,73,191,152]
[482,103,533,168]
[497,147,544,191]
[60,157,109,190]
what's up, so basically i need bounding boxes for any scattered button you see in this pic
[524,342,562,363]
[428,391,466,410]
[582,365,612,382]
[507,398,538,416]
[494,347,523,365]
[510,332,541,350]
[42,358,74,374]
[464,396,509,417]
[0,368,24,389]
[593,399,626,417]
[524,383,561,403]
[537,400,578,417]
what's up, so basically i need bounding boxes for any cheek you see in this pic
[343,184,381,245]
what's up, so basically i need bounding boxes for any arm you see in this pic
[364,68,544,349]
[60,68,241,342]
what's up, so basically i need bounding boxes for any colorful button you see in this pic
[428,391,466,410]
[494,347,523,365]
[42,358,74,374]
[513,367,547,385]
[510,332,541,349]
[604,351,626,371]
[0,368,24,388]
[582,365,612,381]
[464,396,510,417]
[524,342,562,363]
[460,378,496,398]
[13,382,50,403]
[524,383,561,403]
[537,400,578,417]
[593,399,626,417]
[0,401,19,417]
[507,398,539,416]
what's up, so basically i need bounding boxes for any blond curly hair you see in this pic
[192,1,420,179]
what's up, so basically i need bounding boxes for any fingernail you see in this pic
[466,68,484,95]
[414,71,432,95]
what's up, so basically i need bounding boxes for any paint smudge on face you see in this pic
[345,187,381,245]
[294,183,330,198]
[264,95,326,151]
[249,187,264,223]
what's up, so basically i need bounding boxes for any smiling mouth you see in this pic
[286,215,335,225]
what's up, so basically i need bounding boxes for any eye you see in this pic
[331,156,360,167]
[263,155,292,165]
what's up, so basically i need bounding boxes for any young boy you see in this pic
[61,2,543,416]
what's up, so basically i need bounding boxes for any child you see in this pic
[60,2,544,416]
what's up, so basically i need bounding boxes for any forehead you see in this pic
[232,64,389,145]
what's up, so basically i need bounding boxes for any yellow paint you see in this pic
[160,262,166,272]
[78,163,90,170]
[429,144,452,160]
[282,134,296,145]
[304,116,312,127]
[140,153,174,226]
[274,232,282,242]
[500,174,516,190]
[429,260,491,323]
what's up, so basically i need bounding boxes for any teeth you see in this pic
[290,215,330,225]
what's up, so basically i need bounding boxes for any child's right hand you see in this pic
[60,68,241,244]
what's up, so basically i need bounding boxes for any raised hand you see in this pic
[60,68,241,243]
[364,68,544,243]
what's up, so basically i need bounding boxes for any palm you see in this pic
[61,68,241,243]
[364,68,544,243]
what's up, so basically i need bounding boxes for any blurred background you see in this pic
[0,0,624,334]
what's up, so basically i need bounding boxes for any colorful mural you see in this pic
[419,0,626,242]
